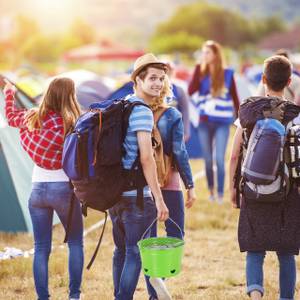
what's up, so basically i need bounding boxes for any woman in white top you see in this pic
[4,78,83,300]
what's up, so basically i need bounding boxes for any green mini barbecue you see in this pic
[138,218,184,278]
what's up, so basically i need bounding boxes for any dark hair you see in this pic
[134,63,167,85]
[263,55,292,92]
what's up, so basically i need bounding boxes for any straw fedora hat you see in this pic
[131,53,167,81]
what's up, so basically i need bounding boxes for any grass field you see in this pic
[1,141,300,299]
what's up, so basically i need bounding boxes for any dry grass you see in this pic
[1,130,300,299]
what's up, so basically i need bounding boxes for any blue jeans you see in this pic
[246,251,296,300]
[28,182,84,300]
[198,121,230,196]
[109,196,156,300]
[146,190,185,299]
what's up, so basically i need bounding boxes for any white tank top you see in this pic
[32,164,69,182]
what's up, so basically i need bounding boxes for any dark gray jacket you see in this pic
[238,187,300,254]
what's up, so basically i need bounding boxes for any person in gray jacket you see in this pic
[229,55,300,300]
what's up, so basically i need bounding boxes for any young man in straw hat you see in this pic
[109,53,169,300]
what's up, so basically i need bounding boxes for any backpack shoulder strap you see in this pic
[153,106,170,124]
[86,211,108,270]
[122,100,150,140]
[123,100,150,122]
[128,100,150,110]
[123,100,150,211]
[234,131,247,209]
[63,181,76,243]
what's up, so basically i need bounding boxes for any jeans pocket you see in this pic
[28,187,44,208]
[47,182,72,202]
[122,200,143,223]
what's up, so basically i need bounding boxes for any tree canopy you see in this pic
[150,2,285,53]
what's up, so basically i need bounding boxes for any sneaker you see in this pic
[149,277,172,300]
[217,196,223,204]
[208,195,215,202]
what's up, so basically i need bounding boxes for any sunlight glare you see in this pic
[28,0,80,32]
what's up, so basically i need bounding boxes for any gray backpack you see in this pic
[241,118,289,203]
[235,96,300,206]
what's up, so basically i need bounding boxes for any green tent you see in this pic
[0,90,35,232]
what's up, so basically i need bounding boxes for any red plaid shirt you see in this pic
[5,89,64,170]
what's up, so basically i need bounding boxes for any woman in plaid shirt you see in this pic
[4,78,83,300]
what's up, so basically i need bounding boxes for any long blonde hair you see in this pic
[201,40,225,97]
[149,76,172,112]
[26,77,81,136]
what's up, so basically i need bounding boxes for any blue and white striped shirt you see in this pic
[122,95,153,197]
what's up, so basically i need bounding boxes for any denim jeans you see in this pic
[28,182,84,300]
[109,196,156,300]
[198,121,230,196]
[146,190,185,299]
[246,251,296,300]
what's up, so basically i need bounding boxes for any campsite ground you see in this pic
[0,132,300,300]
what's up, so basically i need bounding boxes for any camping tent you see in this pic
[0,89,35,232]
[55,70,112,109]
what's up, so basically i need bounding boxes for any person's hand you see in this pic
[186,188,196,208]
[0,75,6,89]
[3,81,16,94]
[155,197,169,222]
[230,188,238,208]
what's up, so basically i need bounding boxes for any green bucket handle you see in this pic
[141,217,184,241]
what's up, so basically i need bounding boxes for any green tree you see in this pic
[68,18,96,45]
[149,31,203,54]
[151,2,286,51]
[154,3,254,48]
[20,34,61,63]
[254,16,285,40]
[12,15,40,47]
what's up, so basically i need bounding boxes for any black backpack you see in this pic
[286,123,300,182]
[62,99,149,269]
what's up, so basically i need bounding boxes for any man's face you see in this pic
[137,67,165,97]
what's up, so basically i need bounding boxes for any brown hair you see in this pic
[201,40,225,97]
[133,63,167,87]
[26,77,81,136]
[275,49,289,58]
[263,55,292,92]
